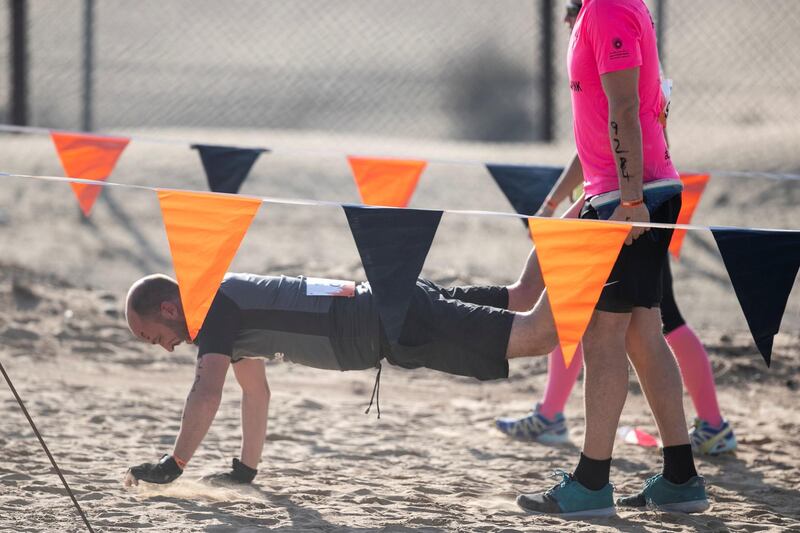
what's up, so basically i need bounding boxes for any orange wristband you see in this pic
[620,198,644,208]
[172,455,188,469]
[545,199,558,210]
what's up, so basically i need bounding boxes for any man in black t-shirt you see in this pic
[123,271,559,486]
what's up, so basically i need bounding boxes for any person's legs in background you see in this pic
[498,198,587,442]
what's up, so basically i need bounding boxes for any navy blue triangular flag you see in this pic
[486,164,563,229]
[192,144,268,194]
[711,228,800,366]
[344,206,442,341]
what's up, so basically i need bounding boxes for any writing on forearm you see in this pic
[610,121,629,154]
[619,156,632,181]
[610,120,632,182]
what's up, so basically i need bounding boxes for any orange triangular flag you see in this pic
[669,173,710,259]
[51,131,130,216]
[157,190,261,340]
[528,218,631,367]
[347,156,426,207]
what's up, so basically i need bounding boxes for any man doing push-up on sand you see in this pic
[123,265,560,486]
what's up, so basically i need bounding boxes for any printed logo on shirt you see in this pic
[609,37,631,60]
[570,80,582,92]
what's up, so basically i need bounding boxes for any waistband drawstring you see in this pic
[364,362,382,419]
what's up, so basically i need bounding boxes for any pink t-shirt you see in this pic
[568,0,678,196]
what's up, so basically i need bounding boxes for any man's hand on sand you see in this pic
[200,458,258,486]
[124,454,183,486]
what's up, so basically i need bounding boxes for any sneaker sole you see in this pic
[495,424,571,445]
[698,440,738,456]
[536,432,571,445]
[518,501,617,519]
[657,499,710,514]
[704,447,737,457]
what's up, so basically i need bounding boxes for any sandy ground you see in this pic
[1,130,799,532]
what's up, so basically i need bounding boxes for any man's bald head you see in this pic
[125,274,180,324]
[126,274,190,351]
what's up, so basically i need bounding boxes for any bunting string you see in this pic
[3,139,799,368]
[2,123,800,183]
[3,169,799,234]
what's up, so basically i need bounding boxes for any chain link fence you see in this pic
[2,0,800,171]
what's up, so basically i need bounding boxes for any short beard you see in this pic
[157,315,190,343]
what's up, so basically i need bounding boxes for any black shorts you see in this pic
[660,257,686,334]
[383,279,513,381]
[580,192,682,313]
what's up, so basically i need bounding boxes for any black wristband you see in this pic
[230,458,258,483]
[159,455,184,477]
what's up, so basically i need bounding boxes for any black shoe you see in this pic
[201,458,257,486]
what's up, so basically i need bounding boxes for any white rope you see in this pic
[3,170,799,234]
[3,123,800,181]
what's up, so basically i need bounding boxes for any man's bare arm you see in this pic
[601,66,649,244]
[232,358,270,471]
[172,353,230,464]
[538,152,584,216]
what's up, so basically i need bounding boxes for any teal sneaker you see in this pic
[517,470,615,518]
[690,418,737,456]
[495,403,570,444]
[616,474,709,513]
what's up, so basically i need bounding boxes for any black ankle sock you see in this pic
[573,453,611,490]
[662,444,698,484]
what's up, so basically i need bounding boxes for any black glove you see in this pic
[202,458,258,486]
[127,454,183,485]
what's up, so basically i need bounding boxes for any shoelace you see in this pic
[642,475,660,510]
[364,362,382,419]
[544,469,572,496]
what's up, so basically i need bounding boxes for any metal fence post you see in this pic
[655,0,666,68]
[540,0,554,142]
[10,0,28,126]
[82,0,94,131]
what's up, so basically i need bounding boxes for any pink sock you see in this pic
[539,344,584,420]
[666,324,723,427]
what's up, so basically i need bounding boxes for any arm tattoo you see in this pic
[182,362,203,421]
[190,362,203,393]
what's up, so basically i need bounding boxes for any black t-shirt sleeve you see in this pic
[195,290,241,358]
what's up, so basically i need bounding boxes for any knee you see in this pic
[507,311,559,357]
[625,327,647,358]
[582,317,629,364]
[627,318,668,354]
[506,282,539,312]
[539,332,559,356]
